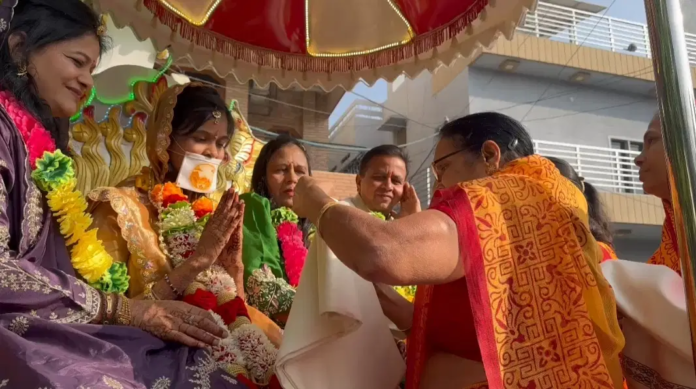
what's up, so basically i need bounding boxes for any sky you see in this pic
[328,0,649,127]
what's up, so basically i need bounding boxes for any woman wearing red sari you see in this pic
[293,112,625,389]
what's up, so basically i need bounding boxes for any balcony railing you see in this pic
[518,1,696,66]
[534,140,642,194]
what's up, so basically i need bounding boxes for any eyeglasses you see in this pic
[430,149,465,182]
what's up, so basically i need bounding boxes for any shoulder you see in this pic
[0,105,14,146]
[0,106,20,185]
[430,185,471,213]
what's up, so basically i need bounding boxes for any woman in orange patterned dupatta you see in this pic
[292,112,625,389]
[635,113,680,275]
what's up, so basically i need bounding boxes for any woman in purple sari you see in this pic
[0,1,249,387]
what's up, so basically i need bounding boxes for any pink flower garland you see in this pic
[0,91,56,168]
[277,221,307,287]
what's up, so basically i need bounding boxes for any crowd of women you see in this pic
[0,0,690,388]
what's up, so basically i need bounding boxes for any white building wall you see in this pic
[468,68,656,148]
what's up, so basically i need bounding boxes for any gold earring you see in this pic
[212,111,221,124]
[485,163,498,175]
[17,63,27,78]
[97,15,108,37]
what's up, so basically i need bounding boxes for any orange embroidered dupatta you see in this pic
[406,156,625,389]
[648,201,680,275]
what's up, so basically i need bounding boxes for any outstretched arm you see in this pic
[294,177,464,286]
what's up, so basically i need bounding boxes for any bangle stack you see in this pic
[116,296,132,326]
[98,292,132,326]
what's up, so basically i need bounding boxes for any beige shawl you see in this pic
[275,196,405,389]
[601,260,696,389]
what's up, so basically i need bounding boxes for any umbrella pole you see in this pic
[644,0,696,364]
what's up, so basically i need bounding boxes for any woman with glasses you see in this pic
[291,112,625,388]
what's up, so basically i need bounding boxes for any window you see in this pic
[610,138,643,194]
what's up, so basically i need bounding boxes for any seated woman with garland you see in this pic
[90,83,281,387]
[240,135,314,327]
[0,1,261,387]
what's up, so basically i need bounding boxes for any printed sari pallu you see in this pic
[648,200,680,275]
[407,156,625,389]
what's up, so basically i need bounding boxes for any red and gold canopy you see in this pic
[94,0,536,90]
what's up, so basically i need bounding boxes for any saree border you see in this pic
[435,188,504,388]
[623,356,695,389]
[406,188,503,389]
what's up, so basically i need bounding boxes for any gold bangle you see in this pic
[103,293,115,325]
[143,282,161,300]
[316,201,339,232]
[116,296,132,326]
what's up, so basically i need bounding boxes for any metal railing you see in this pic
[518,1,696,66]
[534,140,642,194]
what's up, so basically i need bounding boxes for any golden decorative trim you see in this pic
[88,187,171,292]
[123,115,148,178]
[304,0,414,58]
[157,0,222,27]
[20,173,43,255]
[72,115,109,194]
[101,107,129,186]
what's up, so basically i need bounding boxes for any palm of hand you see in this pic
[193,190,243,267]
[399,184,421,217]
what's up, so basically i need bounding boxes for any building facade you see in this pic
[329,0,696,261]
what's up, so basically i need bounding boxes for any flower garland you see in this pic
[152,183,278,386]
[0,91,129,293]
[270,207,308,287]
[368,211,417,302]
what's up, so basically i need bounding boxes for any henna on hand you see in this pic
[130,299,227,348]
[218,202,245,299]
[190,189,242,270]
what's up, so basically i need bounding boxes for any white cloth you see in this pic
[601,260,696,389]
[275,197,406,389]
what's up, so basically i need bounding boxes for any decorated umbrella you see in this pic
[93,0,536,90]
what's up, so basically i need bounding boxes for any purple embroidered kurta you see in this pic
[0,107,248,388]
